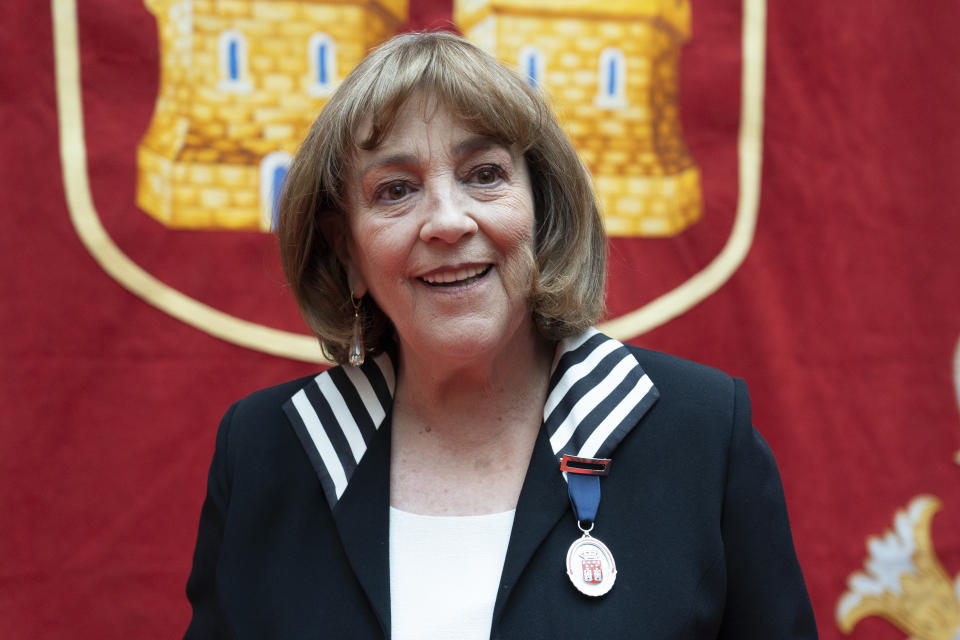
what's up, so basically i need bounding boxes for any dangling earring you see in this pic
[348,294,365,367]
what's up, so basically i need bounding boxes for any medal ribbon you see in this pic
[567,473,601,524]
[561,456,610,525]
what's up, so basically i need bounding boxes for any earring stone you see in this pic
[349,296,365,367]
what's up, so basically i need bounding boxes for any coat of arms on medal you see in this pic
[580,548,604,584]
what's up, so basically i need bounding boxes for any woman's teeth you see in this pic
[420,265,491,286]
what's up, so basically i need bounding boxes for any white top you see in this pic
[389,507,516,640]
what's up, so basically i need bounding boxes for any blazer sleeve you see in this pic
[717,378,818,639]
[183,403,236,640]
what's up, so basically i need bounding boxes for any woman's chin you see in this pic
[398,316,533,366]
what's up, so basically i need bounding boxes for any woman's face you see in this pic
[344,94,537,365]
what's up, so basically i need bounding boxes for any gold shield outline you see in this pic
[52,0,766,364]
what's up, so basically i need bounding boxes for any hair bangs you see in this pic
[351,35,541,156]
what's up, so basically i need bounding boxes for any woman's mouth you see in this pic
[418,264,492,287]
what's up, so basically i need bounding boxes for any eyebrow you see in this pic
[452,135,509,158]
[357,153,419,180]
[357,136,511,180]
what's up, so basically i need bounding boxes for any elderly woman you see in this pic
[185,32,817,639]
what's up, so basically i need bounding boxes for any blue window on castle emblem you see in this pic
[518,46,543,89]
[607,57,617,97]
[260,151,293,229]
[309,33,335,94]
[219,30,248,89]
[228,39,240,81]
[317,44,328,85]
[596,48,626,107]
[271,165,287,230]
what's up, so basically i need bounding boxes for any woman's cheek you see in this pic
[499,242,537,298]
[491,199,535,249]
[366,226,415,277]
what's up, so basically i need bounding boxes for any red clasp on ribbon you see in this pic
[560,455,612,476]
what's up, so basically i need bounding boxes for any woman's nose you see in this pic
[419,185,478,244]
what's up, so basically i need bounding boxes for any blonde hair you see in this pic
[277,31,606,364]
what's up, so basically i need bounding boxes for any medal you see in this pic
[565,521,617,596]
[560,455,616,597]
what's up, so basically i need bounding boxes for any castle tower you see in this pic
[455,0,701,237]
[138,0,407,231]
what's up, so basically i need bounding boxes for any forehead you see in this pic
[356,94,491,149]
[359,95,454,147]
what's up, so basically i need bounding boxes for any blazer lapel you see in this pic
[493,329,660,625]
[282,352,396,637]
[543,328,659,461]
[492,425,569,625]
[331,416,393,637]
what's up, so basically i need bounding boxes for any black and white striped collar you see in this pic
[283,328,659,509]
[283,353,395,507]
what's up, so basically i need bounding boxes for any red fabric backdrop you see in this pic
[2,1,959,638]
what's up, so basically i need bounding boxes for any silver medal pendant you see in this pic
[565,522,616,597]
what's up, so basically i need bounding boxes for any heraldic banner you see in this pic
[2,0,959,638]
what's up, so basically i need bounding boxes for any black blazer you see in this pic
[185,342,817,639]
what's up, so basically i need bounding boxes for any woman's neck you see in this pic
[388,322,555,515]
[393,322,554,442]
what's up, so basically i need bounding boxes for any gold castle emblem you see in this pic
[836,495,960,640]
[137,0,408,231]
[137,0,701,237]
[456,0,701,236]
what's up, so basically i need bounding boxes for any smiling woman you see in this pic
[346,96,539,371]
[183,32,817,640]
[277,31,605,367]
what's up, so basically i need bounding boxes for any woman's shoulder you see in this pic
[626,345,739,394]
[216,373,321,446]
[622,344,747,434]
[229,373,320,418]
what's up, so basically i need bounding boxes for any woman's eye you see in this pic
[382,183,408,201]
[472,166,502,185]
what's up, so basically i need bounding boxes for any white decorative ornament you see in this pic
[836,495,960,640]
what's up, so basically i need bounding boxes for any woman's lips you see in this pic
[418,264,492,286]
